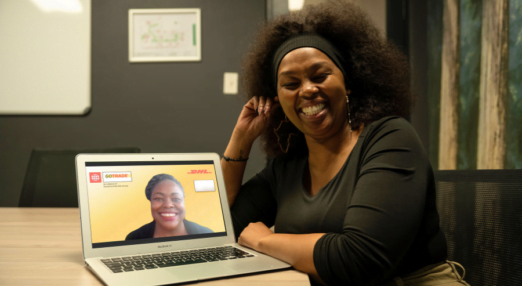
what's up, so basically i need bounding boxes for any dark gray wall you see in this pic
[0,0,266,206]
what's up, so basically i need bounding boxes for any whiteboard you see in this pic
[0,0,91,115]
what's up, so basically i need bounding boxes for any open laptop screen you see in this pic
[84,161,227,249]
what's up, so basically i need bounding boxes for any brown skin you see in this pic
[277,47,349,142]
[150,180,188,237]
[224,48,363,284]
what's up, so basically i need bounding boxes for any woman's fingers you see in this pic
[265,97,280,115]
[252,96,259,114]
[236,96,281,141]
[264,97,271,115]
[257,96,266,115]
[246,96,279,117]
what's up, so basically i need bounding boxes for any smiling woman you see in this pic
[240,3,413,157]
[276,47,349,145]
[125,174,213,240]
[220,1,469,286]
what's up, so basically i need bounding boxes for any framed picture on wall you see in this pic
[128,8,201,62]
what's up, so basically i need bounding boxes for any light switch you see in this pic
[223,72,238,94]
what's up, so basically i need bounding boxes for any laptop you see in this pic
[75,153,290,286]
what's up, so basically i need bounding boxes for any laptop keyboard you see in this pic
[101,246,255,273]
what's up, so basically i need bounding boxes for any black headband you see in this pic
[272,33,347,91]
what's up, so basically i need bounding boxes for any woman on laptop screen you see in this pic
[222,1,468,286]
[126,174,213,240]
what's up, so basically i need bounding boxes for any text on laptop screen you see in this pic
[85,161,227,248]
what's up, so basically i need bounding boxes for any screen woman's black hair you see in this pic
[145,174,184,200]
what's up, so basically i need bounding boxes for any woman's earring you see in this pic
[346,95,352,133]
[274,115,297,153]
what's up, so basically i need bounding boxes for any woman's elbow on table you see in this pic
[313,231,397,285]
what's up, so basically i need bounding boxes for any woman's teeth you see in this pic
[161,213,177,217]
[302,103,325,116]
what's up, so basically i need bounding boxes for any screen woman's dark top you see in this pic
[125,220,213,240]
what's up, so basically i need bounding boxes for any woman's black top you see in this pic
[125,219,213,240]
[231,116,447,285]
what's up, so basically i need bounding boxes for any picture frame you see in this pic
[128,8,201,62]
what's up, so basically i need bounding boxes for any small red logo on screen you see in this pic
[89,172,102,183]
[187,170,212,174]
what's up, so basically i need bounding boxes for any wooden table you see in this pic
[0,208,310,286]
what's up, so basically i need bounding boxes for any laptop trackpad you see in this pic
[165,263,238,280]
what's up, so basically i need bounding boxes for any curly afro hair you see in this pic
[241,0,414,157]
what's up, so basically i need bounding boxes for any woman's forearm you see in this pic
[222,129,256,206]
[222,96,277,206]
[238,223,325,283]
[258,233,325,277]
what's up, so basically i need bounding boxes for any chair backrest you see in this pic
[435,170,522,286]
[19,147,140,207]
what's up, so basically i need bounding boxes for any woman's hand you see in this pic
[234,96,280,144]
[222,96,280,207]
[238,224,325,282]
[238,222,274,252]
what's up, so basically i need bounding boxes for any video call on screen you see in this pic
[85,161,227,249]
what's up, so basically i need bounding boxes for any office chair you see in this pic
[19,147,140,207]
[435,169,522,286]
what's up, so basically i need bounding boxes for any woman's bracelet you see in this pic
[222,153,249,162]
